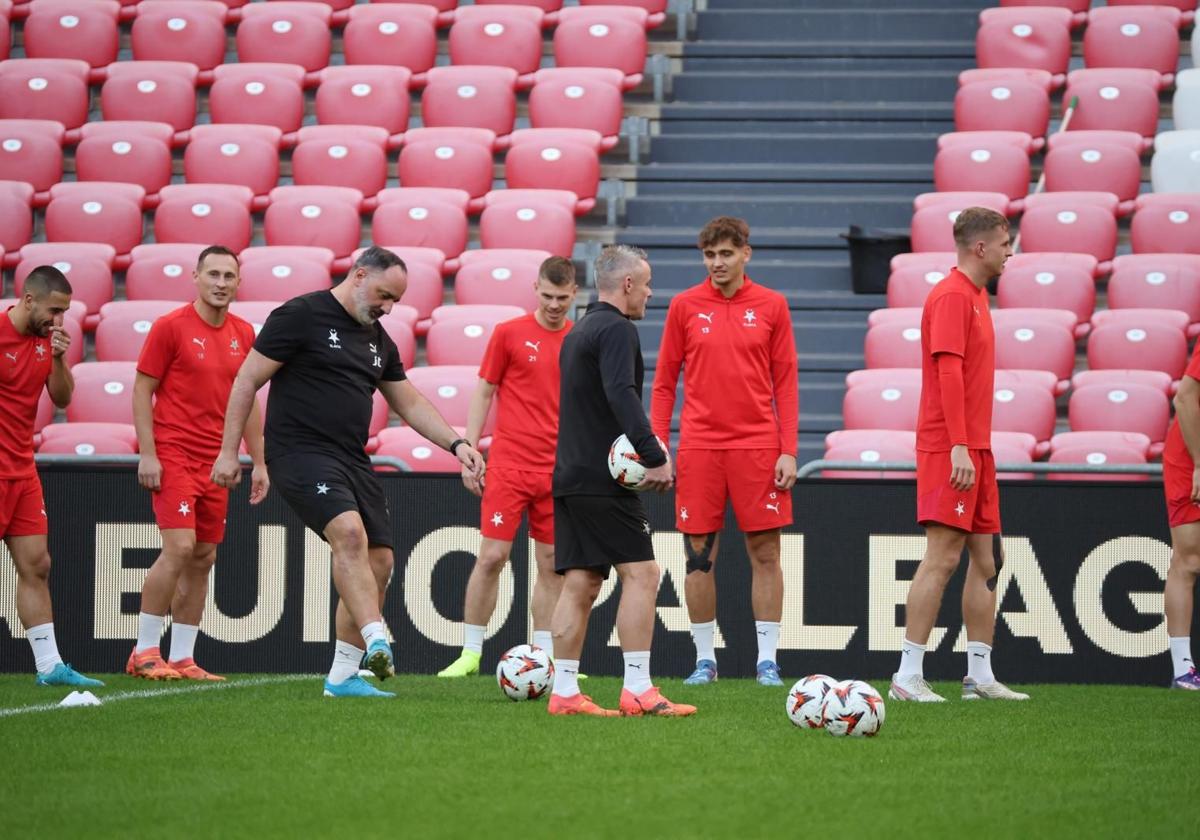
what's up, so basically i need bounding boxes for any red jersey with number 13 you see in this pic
[0,309,53,479]
[478,313,572,473]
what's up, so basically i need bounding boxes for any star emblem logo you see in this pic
[743,308,757,325]
[35,343,46,358]
[491,512,504,527]
[954,501,965,517]
[642,521,651,535]
[178,501,191,516]
[230,338,240,351]
[327,329,340,348]
[316,482,330,495]
[680,507,689,522]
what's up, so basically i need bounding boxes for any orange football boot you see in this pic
[168,658,225,681]
[547,693,619,717]
[619,686,697,717]
[126,647,181,680]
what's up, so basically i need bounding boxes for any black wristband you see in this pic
[449,438,470,457]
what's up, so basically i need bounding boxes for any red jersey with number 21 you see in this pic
[478,313,571,474]
[0,310,53,479]
[917,268,995,452]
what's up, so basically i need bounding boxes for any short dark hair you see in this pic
[538,256,576,287]
[953,207,1009,249]
[22,265,72,299]
[352,245,407,276]
[698,216,750,250]
[196,244,239,271]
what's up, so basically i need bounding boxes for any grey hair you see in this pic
[351,245,407,277]
[594,245,648,292]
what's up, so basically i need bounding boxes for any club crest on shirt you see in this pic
[34,343,46,359]
[327,329,341,349]
[743,308,757,327]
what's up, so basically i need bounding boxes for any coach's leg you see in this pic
[137,528,196,655]
[615,560,660,652]
[1167,523,1200,680]
[326,511,382,628]
[551,568,602,662]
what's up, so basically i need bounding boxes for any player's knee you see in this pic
[1173,549,1200,578]
[475,545,510,574]
[685,533,717,574]
[15,551,51,581]
[327,520,368,558]
[923,550,961,578]
[188,545,218,573]
[162,534,197,562]
[623,560,661,593]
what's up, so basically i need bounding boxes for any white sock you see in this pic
[136,612,165,653]
[755,620,780,666]
[623,650,652,695]
[691,620,716,664]
[1169,636,1194,676]
[168,623,199,663]
[967,641,996,685]
[532,630,553,656]
[27,622,63,675]
[897,638,925,679]
[329,640,364,685]
[552,658,580,698]
[463,623,485,655]
[360,621,387,648]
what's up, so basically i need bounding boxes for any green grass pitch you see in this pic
[0,674,1194,838]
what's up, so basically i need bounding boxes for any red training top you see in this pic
[917,268,995,452]
[478,313,572,473]
[651,277,799,455]
[136,304,255,464]
[0,309,53,479]
[1163,341,1200,469]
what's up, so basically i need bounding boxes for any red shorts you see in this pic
[1163,458,1200,528]
[480,466,554,544]
[916,448,1000,534]
[674,448,792,533]
[0,475,48,538]
[152,458,229,544]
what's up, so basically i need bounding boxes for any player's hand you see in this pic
[456,444,486,484]
[949,444,976,492]
[48,324,70,359]
[137,454,162,492]
[641,457,673,493]
[249,463,269,505]
[1191,466,1200,502]
[461,464,483,497]
[210,450,242,490]
[774,453,797,490]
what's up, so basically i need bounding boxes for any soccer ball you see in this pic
[786,674,838,729]
[607,433,666,490]
[496,644,554,702]
[820,679,886,737]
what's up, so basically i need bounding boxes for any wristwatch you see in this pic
[449,438,470,457]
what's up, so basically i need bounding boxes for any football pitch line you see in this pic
[0,674,313,718]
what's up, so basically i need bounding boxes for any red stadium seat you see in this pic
[44,182,145,260]
[1000,0,1089,15]
[66,361,138,424]
[0,0,9,60]
[403,365,494,434]
[449,5,544,86]
[1043,142,1142,204]
[993,316,1075,386]
[155,184,255,254]
[1047,444,1149,482]
[0,58,91,130]
[22,0,120,73]
[184,124,284,206]
[1108,254,1200,334]
[910,197,1009,252]
[237,2,332,75]
[292,125,390,203]
[997,368,1061,397]
[14,242,115,328]
[578,0,665,28]
[228,301,281,336]
[865,308,919,329]
[375,425,464,473]
[373,188,471,265]
[1003,250,1101,279]
[397,127,497,212]
[454,248,552,310]
[1022,189,1124,217]
[1064,69,1163,136]
[863,321,922,369]
[992,429,1041,459]
[992,306,1078,335]
[425,316,502,366]
[379,316,416,370]
[132,1,229,75]
[885,263,951,309]
[976,7,1073,76]
[843,367,920,390]
[957,67,1060,94]
[1068,382,1171,450]
[421,66,519,140]
[937,129,1041,154]
[94,300,179,362]
[125,243,208,301]
[209,63,307,137]
[1047,128,1152,156]
[0,180,34,263]
[342,4,438,80]
[264,186,365,263]
[379,303,419,333]
[841,379,919,431]
[932,141,1031,201]
[1091,308,1190,336]
[1084,5,1183,78]
[237,245,335,302]
[992,381,1057,443]
[1087,321,1189,380]
[0,118,64,201]
[529,68,625,151]
[1071,369,1175,399]
[997,261,1095,331]
[1050,430,1154,459]
[430,304,525,326]
[315,66,412,138]
[1131,195,1200,254]
[824,428,916,450]
[38,421,138,453]
[954,79,1051,138]
[367,245,447,276]
[503,133,601,214]
[75,121,175,204]
[911,190,1015,214]
[823,439,916,479]
[553,8,647,90]
[1017,202,1118,269]
[480,189,577,256]
[374,255,442,331]
[100,61,199,137]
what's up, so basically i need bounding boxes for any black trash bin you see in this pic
[841,226,912,295]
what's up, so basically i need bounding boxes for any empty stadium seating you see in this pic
[0,118,63,201]
[454,248,552,310]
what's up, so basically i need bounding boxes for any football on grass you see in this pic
[820,679,886,737]
[786,674,838,729]
[496,644,554,701]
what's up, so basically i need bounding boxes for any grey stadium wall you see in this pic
[0,468,1193,685]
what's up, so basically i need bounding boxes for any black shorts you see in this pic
[269,452,394,549]
[554,494,654,580]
